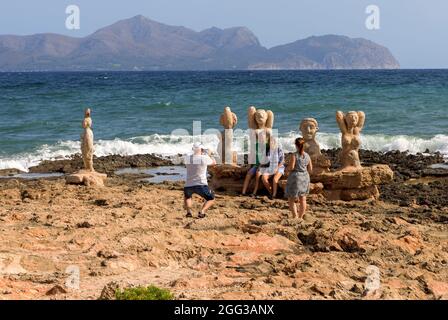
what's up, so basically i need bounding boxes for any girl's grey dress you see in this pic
[285,152,311,198]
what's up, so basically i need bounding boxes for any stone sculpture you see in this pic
[299,118,330,176]
[210,109,394,202]
[81,108,94,171]
[313,110,394,201]
[336,111,365,170]
[66,108,107,187]
[247,106,274,131]
[300,118,320,157]
[218,106,238,165]
[247,106,274,166]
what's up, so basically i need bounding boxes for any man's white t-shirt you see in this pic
[184,154,214,187]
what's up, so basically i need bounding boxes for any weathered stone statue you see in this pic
[218,106,238,165]
[247,106,274,165]
[81,108,94,171]
[300,118,321,158]
[336,111,365,170]
[307,110,393,201]
[209,110,394,202]
[299,118,330,176]
[248,106,274,131]
[66,108,107,187]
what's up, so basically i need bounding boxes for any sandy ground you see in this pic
[0,174,447,300]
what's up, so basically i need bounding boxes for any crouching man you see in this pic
[184,142,216,218]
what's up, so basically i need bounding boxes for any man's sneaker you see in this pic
[198,212,206,219]
[186,212,193,218]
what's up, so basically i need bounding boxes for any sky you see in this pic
[0,0,447,68]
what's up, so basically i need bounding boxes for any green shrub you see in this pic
[115,285,174,300]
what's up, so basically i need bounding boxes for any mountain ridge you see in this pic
[0,15,400,71]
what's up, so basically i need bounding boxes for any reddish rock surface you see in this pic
[0,173,446,300]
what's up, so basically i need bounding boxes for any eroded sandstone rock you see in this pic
[65,170,107,187]
[319,165,394,190]
[98,281,121,300]
[210,163,390,200]
[317,164,393,200]
[45,284,67,296]
[324,186,380,201]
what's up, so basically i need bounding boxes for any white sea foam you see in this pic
[1,132,447,171]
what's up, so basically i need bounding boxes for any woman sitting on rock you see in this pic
[285,137,313,219]
[258,135,285,199]
[242,131,268,196]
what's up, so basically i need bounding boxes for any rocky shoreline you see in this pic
[322,149,448,207]
[27,153,173,176]
[0,149,446,300]
[22,148,447,177]
[3,149,445,207]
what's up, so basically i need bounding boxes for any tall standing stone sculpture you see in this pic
[299,118,330,176]
[218,106,238,165]
[66,108,107,187]
[81,108,94,171]
[336,111,365,170]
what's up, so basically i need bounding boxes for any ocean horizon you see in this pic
[1,69,447,171]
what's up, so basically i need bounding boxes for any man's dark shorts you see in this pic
[184,185,215,201]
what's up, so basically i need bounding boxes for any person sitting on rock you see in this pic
[242,131,268,196]
[258,136,285,199]
[242,165,259,196]
[184,142,216,218]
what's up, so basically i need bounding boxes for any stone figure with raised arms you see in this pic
[336,110,365,170]
[248,106,274,131]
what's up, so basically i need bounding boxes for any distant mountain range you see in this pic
[0,15,400,71]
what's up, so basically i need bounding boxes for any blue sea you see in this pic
[0,70,447,171]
